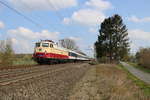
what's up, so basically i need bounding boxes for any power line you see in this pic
[17,0,60,31]
[19,0,43,20]
[46,0,76,35]
[46,0,63,20]
[0,0,43,28]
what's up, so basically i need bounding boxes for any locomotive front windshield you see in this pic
[42,43,49,47]
[36,43,40,47]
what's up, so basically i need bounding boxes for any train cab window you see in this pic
[36,43,40,47]
[42,43,49,47]
[50,44,53,48]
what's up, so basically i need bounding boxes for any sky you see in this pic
[0,0,150,56]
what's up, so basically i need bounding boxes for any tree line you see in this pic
[136,48,150,69]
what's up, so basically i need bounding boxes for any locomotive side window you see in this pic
[36,43,40,47]
[50,44,53,48]
[42,43,49,47]
[69,52,77,57]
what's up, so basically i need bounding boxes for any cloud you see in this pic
[63,0,112,26]
[9,0,77,11]
[129,29,150,53]
[7,27,60,53]
[129,29,150,41]
[85,0,112,10]
[63,18,71,25]
[8,27,60,40]
[68,36,81,42]
[11,38,32,53]
[129,16,150,23]
[130,43,139,54]
[0,21,5,29]
[63,9,105,26]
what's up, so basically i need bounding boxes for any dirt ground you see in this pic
[69,64,150,100]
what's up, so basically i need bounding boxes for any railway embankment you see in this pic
[0,63,90,100]
[69,64,150,100]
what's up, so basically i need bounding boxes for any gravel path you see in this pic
[0,63,90,100]
[120,62,150,85]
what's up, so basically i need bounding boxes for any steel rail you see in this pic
[0,66,69,86]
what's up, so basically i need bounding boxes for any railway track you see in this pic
[0,63,90,100]
[0,65,55,77]
[0,63,75,86]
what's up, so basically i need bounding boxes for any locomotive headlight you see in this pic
[45,51,47,54]
[39,48,42,51]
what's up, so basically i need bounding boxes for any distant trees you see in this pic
[95,14,130,62]
[0,39,14,66]
[136,48,150,68]
[59,38,79,50]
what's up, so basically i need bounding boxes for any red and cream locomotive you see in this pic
[33,40,90,64]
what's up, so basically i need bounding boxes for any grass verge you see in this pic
[70,64,150,100]
[117,64,150,96]
[13,58,37,66]
[12,54,37,66]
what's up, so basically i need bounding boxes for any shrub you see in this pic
[13,54,37,65]
[0,39,15,66]
[136,48,150,69]
[97,56,109,63]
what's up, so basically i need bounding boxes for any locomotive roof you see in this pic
[41,40,54,43]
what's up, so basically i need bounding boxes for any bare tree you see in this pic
[59,38,79,50]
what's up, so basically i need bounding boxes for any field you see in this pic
[69,64,150,100]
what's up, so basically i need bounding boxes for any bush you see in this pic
[97,56,109,63]
[0,39,15,66]
[136,48,150,69]
[13,54,37,65]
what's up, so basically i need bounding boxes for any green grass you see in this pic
[117,64,150,96]
[128,62,150,73]
[12,54,37,66]
[13,59,37,65]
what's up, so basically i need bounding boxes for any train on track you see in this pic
[33,40,90,64]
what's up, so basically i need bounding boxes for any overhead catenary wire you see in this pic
[19,0,43,20]
[0,0,43,28]
[46,0,63,20]
[16,0,60,31]
[46,0,75,34]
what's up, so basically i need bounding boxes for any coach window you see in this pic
[42,43,49,47]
